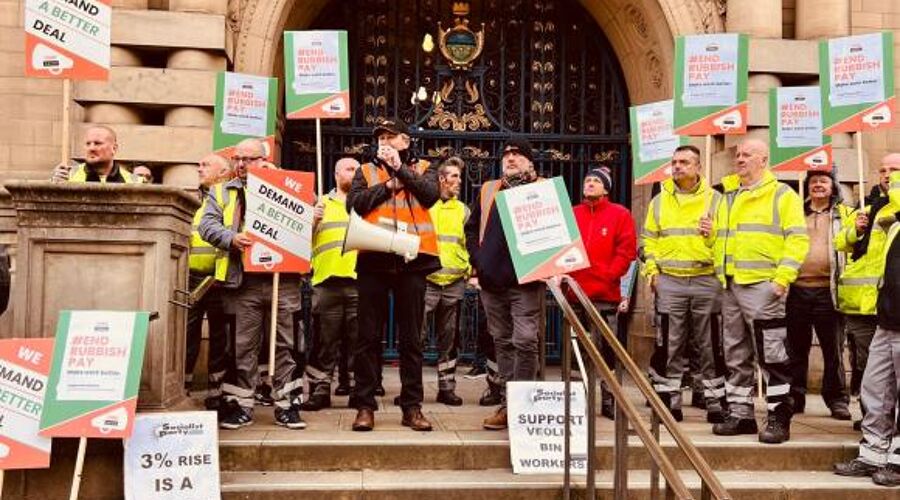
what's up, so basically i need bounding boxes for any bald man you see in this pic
[199,139,306,430]
[51,125,136,183]
[705,139,809,444]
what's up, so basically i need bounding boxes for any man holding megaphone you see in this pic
[346,117,441,432]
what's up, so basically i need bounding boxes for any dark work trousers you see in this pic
[306,278,358,396]
[786,286,848,409]
[845,314,878,416]
[475,297,501,390]
[185,271,229,396]
[421,279,466,392]
[355,270,428,411]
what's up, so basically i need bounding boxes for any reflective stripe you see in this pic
[734,260,776,270]
[658,228,699,236]
[725,383,752,396]
[305,365,329,381]
[313,239,344,256]
[438,234,462,244]
[784,226,807,237]
[656,259,714,269]
[839,276,881,286]
[767,383,790,396]
[191,247,217,255]
[736,223,781,235]
[318,221,348,231]
[642,229,660,238]
[778,258,803,270]
[222,383,254,398]
[274,378,305,400]
[433,266,467,276]
[438,359,458,371]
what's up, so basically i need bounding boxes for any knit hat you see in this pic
[502,137,534,163]
[585,166,613,193]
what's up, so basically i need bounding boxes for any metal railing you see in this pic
[546,275,730,500]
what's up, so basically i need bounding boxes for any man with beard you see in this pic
[51,125,135,183]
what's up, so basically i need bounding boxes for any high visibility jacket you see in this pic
[478,180,502,244]
[189,196,217,274]
[642,177,721,277]
[311,190,357,286]
[360,161,439,256]
[67,163,135,183]
[427,197,471,286]
[712,169,809,287]
[209,182,240,283]
[836,171,900,315]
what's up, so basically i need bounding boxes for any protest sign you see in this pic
[283,30,350,120]
[213,72,278,161]
[673,33,749,136]
[494,177,589,283]
[40,310,150,439]
[507,381,587,474]
[770,86,833,173]
[630,99,688,185]
[820,32,895,134]
[242,166,316,274]
[24,0,111,80]
[0,338,53,470]
[124,412,220,500]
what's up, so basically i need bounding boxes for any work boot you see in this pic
[834,458,879,477]
[334,383,352,396]
[437,390,463,406]
[690,390,706,409]
[375,384,386,396]
[658,393,683,422]
[872,464,900,487]
[479,386,502,406]
[829,401,852,421]
[401,408,433,431]
[483,407,508,430]
[601,390,615,420]
[706,398,726,424]
[300,394,331,411]
[791,393,805,415]
[759,408,791,444]
[712,416,758,436]
[352,408,375,431]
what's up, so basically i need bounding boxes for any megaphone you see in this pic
[342,211,420,262]
[32,43,73,75]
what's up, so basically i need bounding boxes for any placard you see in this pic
[40,310,150,439]
[820,32,895,134]
[507,381,587,474]
[494,177,589,283]
[283,30,350,119]
[630,99,688,185]
[242,166,316,274]
[213,72,278,161]
[673,33,749,136]
[24,0,111,80]
[123,412,221,500]
[0,338,53,470]
[770,86,833,172]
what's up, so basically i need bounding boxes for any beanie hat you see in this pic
[502,137,534,163]
[585,166,613,193]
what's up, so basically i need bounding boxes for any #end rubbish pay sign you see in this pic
[213,72,278,161]
[770,86,833,173]
[284,30,350,120]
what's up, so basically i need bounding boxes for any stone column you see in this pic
[169,0,228,14]
[795,0,850,39]
[726,0,783,38]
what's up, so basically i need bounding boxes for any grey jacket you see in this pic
[198,177,244,289]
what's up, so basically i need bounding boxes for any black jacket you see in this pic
[876,215,900,330]
[347,159,441,274]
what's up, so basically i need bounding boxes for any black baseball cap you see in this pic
[373,117,410,138]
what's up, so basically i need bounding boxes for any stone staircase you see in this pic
[217,367,895,500]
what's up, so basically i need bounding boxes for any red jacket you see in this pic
[570,197,636,303]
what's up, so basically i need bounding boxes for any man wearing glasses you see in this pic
[198,138,305,430]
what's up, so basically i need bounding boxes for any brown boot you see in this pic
[401,408,433,431]
[352,408,374,431]
[483,407,508,430]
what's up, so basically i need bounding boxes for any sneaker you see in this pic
[479,387,502,406]
[464,364,487,379]
[872,464,900,487]
[274,405,307,430]
[829,402,852,421]
[834,458,879,477]
[712,416,758,436]
[759,413,791,444]
[219,405,254,430]
[483,407,508,430]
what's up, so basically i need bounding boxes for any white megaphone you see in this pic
[250,242,284,270]
[32,43,73,75]
[342,211,420,262]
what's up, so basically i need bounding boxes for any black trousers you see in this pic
[185,272,229,390]
[786,286,849,407]
[354,270,428,411]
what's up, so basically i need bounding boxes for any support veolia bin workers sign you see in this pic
[283,30,350,119]
[820,32,895,134]
[494,177,590,283]
[0,338,54,470]
[39,310,150,439]
[630,99,689,185]
[24,0,111,80]
[769,86,833,173]
[673,33,749,136]
[242,166,316,274]
[213,72,278,161]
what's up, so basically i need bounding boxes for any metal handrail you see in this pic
[547,274,731,500]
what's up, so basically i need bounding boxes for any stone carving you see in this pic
[694,0,726,33]
[645,50,664,89]
[624,4,650,41]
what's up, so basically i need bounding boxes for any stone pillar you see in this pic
[726,0,783,38]
[795,0,850,39]
[3,181,198,409]
[110,46,143,67]
[163,164,199,189]
[169,0,227,14]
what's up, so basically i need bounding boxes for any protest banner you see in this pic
[124,412,221,500]
[630,99,688,185]
[0,338,54,494]
[507,381,587,474]
[494,177,589,283]
[213,72,278,161]
[769,86,832,173]
[284,30,350,196]
[819,32,895,209]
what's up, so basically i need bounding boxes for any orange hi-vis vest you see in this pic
[360,160,439,256]
[478,179,503,244]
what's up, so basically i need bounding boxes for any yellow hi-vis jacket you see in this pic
[836,171,900,315]
[189,196,217,274]
[310,190,357,287]
[642,176,721,277]
[427,197,471,286]
[67,163,135,183]
[210,182,240,283]
[711,169,809,287]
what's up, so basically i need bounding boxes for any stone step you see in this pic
[220,469,897,500]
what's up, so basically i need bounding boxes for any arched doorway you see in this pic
[281,0,631,205]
